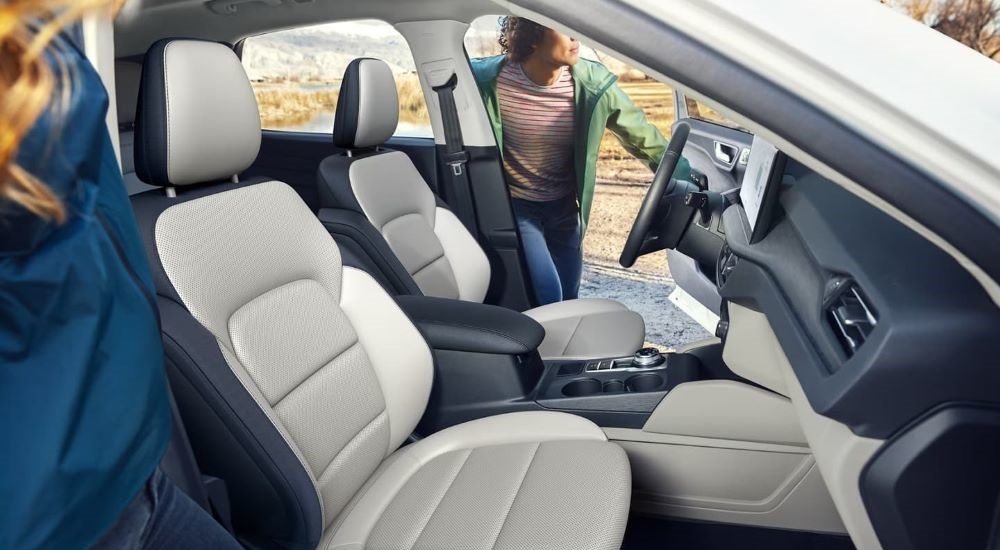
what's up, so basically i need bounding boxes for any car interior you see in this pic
[96,1,1000,549]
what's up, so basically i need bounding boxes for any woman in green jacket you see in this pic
[471,16,691,305]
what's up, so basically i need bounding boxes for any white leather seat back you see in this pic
[328,58,492,303]
[133,39,433,529]
[350,151,491,302]
[133,41,634,550]
[157,181,433,526]
[317,59,647,360]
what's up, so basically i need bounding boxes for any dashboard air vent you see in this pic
[827,282,877,357]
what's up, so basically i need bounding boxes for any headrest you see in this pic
[333,58,399,150]
[135,39,261,187]
[115,61,142,128]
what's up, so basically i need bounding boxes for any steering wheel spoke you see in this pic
[619,123,691,268]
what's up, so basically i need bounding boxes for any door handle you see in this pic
[714,141,738,165]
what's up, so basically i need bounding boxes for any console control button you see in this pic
[585,361,599,372]
[598,360,613,370]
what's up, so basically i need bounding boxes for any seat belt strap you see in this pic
[432,73,479,236]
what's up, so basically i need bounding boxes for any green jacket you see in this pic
[470,54,691,233]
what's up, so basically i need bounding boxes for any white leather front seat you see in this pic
[130,39,631,549]
[317,58,645,359]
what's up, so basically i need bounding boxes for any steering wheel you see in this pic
[619,122,691,268]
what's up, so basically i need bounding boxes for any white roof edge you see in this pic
[628,0,1000,223]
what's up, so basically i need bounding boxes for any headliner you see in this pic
[114,0,503,57]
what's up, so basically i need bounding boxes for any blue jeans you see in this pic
[512,196,583,305]
[92,468,241,549]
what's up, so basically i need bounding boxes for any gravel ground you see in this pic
[582,181,668,278]
[579,262,710,351]
[578,180,710,350]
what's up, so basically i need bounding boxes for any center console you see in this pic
[394,295,704,434]
[393,296,843,535]
[536,349,701,428]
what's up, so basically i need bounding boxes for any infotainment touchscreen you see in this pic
[738,136,786,243]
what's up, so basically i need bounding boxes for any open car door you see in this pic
[665,91,753,328]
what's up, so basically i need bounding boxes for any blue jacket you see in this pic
[0,38,171,548]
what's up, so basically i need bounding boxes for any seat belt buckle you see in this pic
[444,151,469,176]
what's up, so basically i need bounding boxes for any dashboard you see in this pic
[719,152,997,437]
[714,146,1000,549]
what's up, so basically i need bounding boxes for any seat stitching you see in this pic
[410,319,533,353]
[160,330,317,542]
[560,316,586,356]
[488,442,542,550]
[409,252,449,278]
[162,42,172,181]
[315,409,387,481]
[215,341,327,522]
[379,211,435,234]
[229,278,361,406]
[271,340,362,408]
[407,449,474,550]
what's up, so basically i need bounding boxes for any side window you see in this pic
[465,15,678,188]
[465,15,505,58]
[684,96,744,131]
[241,20,432,137]
[464,16,680,276]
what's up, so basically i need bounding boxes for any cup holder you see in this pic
[626,373,665,393]
[562,378,603,397]
[603,380,626,393]
[562,375,664,397]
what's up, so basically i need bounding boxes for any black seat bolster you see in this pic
[159,297,323,549]
[317,149,383,212]
[394,295,545,356]
[318,207,423,297]
[159,390,212,513]
[132,183,323,549]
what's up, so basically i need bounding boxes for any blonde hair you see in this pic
[0,0,121,223]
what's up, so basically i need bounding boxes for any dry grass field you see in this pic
[253,77,732,279]
[595,81,677,185]
[252,72,429,129]
[254,86,337,128]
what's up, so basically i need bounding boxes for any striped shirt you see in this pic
[497,62,576,201]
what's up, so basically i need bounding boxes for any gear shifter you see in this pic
[632,347,665,367]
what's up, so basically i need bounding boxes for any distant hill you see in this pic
[465,16,643,79]
[242,21,417,82]
[243,18,645,83]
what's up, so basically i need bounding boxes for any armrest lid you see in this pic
[395,295,545,355]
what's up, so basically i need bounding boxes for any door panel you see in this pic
[668,118,753,315]
[242,130,439,210]
[681,119,752,193]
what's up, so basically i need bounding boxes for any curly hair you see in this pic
[498,16,547,63]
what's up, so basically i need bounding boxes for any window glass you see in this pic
[242,20,432,137]
[465,15,680,187]
[464,16,680,276]
[684,97,745,131]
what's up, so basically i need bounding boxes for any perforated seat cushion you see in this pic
[322,412,631,550]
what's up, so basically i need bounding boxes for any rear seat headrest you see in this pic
[135,38,261,187]
[333,58,399,150]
